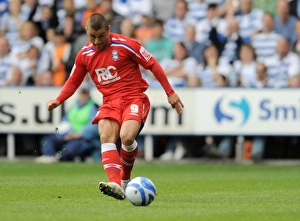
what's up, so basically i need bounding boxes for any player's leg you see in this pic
[98,119,121,184]
[97,118,125,200]
[119,119,141,190]
[120,95,150,190]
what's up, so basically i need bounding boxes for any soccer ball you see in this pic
[125,177,156,206]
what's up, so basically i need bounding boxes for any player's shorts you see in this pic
[92,93,150,126]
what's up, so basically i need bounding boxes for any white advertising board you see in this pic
[1,87,300,135]
[193,89,300,135]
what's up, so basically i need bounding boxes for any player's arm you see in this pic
[48,60,87,111]
[126,39,184,113]
[149,61,184,114]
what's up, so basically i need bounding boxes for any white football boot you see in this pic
[98,182,125,200]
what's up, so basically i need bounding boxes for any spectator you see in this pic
[144,19,174,63]
[21,0,40,22]
[197,44,231,88]
[0,0,27,47]
[100,0,124,34]
[184,24,207,64]
[164,0,196,42]
[56,0,82,27]
[195,3,222,44]
[68,32,89,57]
[159,41,198,88]
[232,44,257,87]
[112,0,153,26]
[187,0,207,22]
[64,32,89,75]
[36,27,55,76]
[81,0,103,28]
[35,70,54,86]
[210,17,242,64]
[35,86,100,163]
[9,21,44,85]
[264,38,300,88]
[62,12,86,74]
[34,4,59,41]
[63,11,85,43]
[274,0,297,45]
[16,44,41,85]
[134,14,154,45]
[0,36,12,86]
[51,27,72,86]
[119,18,135,38]
[10,21,43,60]
[251,12,282,62]
[245,62,273,88]
[234,0,264,44]
[4,66,23,86]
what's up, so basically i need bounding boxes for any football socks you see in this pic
[101,143,122,185]
[120,140,138,180]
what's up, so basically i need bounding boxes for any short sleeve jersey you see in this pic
[71,32,156,102]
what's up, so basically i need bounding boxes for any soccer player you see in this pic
[46,13,184,200]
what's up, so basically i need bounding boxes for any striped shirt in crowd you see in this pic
[187,1,207,22]
[264,52,300,88]
[164,15,196,42]
[235,9,264,44]
[251,32,282,62]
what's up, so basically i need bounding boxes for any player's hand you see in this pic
[168,93,184,114]
[47,100,60,111]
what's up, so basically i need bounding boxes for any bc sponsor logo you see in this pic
[214,96,250,127]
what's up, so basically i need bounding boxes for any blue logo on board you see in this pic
[214,97,250,127]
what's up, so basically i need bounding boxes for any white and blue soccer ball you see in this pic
[125,177,156,206]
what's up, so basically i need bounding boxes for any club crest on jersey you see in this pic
[112,50,119,61]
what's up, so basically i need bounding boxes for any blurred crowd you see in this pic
[1,0,300,161]
[1,0,300,89]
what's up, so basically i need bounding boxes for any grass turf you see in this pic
[0,161,299,221]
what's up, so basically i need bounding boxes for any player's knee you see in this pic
[120,134,135,146]
[100,133,110,143]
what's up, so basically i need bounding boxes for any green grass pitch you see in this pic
[0,161,299,221]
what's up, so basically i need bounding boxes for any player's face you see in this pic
[86,25,110,51]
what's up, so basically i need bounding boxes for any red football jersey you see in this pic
[58,33,157,103]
